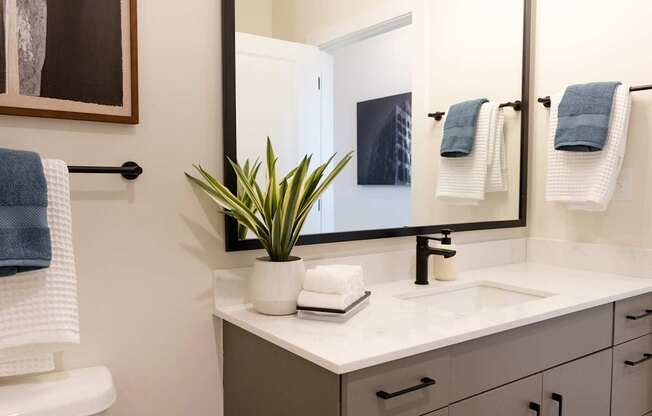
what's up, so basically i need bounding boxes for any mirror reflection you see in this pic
[234,0,524,238]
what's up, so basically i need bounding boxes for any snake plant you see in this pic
[186,138,353,261]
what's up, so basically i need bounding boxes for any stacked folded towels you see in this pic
[436,100,507,205]
[297,265,365,311]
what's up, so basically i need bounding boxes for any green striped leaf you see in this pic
[186,139,352,261]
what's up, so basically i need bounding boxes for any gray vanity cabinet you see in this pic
[448,374,542,416]
[541,349,612,416]
[222,298,652,416]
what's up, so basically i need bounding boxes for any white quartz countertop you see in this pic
[213,262,652,374]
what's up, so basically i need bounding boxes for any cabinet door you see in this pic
[426,409,448,416]
[612,334,652,416]
[449,374,542,416]
[542,349,612,416]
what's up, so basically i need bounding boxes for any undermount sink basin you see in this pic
[397,281,554,318]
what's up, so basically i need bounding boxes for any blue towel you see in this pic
[555,82,621,152]
[0,148,51,277]
[440,98,489,157]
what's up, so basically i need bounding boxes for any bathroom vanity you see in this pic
[215,263,652,416]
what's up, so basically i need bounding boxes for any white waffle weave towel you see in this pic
[436,102,496,205]
[545,85,632,211]
[0,159,80,377]
[486,107,507,192]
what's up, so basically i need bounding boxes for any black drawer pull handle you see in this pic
[376,377,436,400]
[551,393,563,416]
[529,402,541,416]
[625,353,652,366]
[626,310,652,320]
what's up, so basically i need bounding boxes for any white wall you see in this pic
[271,0,410,45]
[529,0,652,248]
[331,25,413,232]
[234,0,274,37]
[0,1,524,415]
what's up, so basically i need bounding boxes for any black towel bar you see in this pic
[67,162,143,180]
[537,84,652,108]
[428,100,522,121]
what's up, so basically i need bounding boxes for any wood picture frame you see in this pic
[0,0,139,124]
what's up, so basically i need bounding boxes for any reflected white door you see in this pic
[236,32,324,235]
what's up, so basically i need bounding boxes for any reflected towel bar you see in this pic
[537,84,652,108]
[67,162,143,180]
[428,100,522,121]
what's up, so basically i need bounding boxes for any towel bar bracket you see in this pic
[500,100,522,111]
[427,112,446,121]
[538,97,552,108]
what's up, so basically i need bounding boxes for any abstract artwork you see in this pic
[357,92,412,186]
[0,0,138,123]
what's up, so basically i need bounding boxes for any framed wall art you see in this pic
[0,0,138,124]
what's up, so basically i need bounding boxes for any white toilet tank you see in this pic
[0,366,116,416]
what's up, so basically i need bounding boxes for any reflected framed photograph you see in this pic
[0,0,138,124]
[357,92,412,186]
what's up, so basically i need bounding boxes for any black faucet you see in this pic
[415,230,457,285]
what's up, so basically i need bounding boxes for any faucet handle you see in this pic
[416,230,453,247]
[439,229,453,245]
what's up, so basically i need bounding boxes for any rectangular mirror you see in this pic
[222,0,530,250]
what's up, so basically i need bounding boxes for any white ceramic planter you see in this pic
[250,257,305,315]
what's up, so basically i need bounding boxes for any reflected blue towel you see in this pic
[0,148,51,277]
[440,98,489,157]
[555,82,621,152]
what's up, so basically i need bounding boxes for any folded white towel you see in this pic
[304,265,364,295]
[545,85,632,211]
[486,107,507,193]
[0,160,80,377]
[436,102,495,205]
[297,290,365,311]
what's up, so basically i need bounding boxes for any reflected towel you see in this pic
[440,98,489,157]
[545,85,631,211]
[555,82,621,152]
[0,148,51,277]
[0,160,80,377]
[436,102,495,204]
[486,107,507,192]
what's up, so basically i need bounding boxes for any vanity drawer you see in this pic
[449,374,542,416]
[612,334,652,416]
[342,347,450,416]
[614,293,652,344]
[450,304,613,402]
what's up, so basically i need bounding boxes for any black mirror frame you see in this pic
[221,0,531,252]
